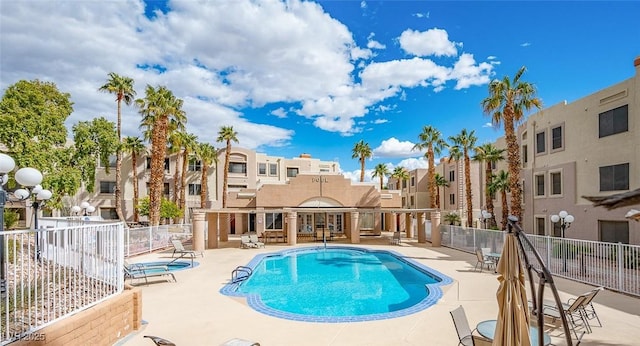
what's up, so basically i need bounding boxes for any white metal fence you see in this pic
[439,225,640,297]
[125,224,192,257]
[0,222,124,344]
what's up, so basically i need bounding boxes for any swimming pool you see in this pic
[137,261,199,273]
[220,246,452,322]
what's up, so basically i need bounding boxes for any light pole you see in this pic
[550,210,574,272]
[0,153,17,294]
[481,210,492,229]
[14,167,53,261]
[72,201,95,220]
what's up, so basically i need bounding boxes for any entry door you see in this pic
[299,213,313,232]
[314,213,325,230]
[249,213,256,233]
[327,213,343,233]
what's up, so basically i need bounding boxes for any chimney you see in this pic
[299,153,311,159]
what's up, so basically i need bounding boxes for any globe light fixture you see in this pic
[0,153,17,293]
[14,167,53,261]
[550,210,575,272]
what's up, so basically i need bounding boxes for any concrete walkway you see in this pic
[119,235,640,346]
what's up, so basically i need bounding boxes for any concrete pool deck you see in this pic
[119,234,640,346]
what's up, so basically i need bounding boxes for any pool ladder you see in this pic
[231,266,253,283]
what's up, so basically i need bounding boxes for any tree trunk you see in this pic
[222,141,231,208]
[200,165,208,208]
[504,109,522,221]
[132,152,139,223]
[427,147,436,208]
[149,116,168,226]
[501,190,509,230]
[464,152,473,227]
[485,161,495,228]
[115,98,124,221]
[180,148,189,222]
[360,157,365,182]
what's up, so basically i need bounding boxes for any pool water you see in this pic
[221,247,452,322]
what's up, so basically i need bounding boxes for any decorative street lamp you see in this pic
[14,167,53,261]
[0,153,17,294]
[72,201,96,219]
[550,210,574,272]
[481,210,492,229]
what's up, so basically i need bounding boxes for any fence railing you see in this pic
[125,224,192,257]
[1,222,124,344]
[439,225,640,297]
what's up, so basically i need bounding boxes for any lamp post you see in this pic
[550,210,574,272]
[0,153,17,294]
[481,210,492,229]
[72,202,95,220]
[14,167,53,261]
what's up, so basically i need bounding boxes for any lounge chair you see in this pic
[171,239,198,265]
[241,235,257,249]
[449,305,491,346]
[538,286,604,332]
[539,294,590,339]
[249,234,265,248]
[144,335,176,346]
[124,261,176,286]
[220,338,260,346]
[474,248,495,272]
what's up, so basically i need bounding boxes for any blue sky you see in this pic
[1,0,639,182]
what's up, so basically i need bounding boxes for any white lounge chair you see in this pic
[241,235,257,249]
[249,234,265,248]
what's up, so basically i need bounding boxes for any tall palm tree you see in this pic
[217,126,238,208]
[391,166,409,207]
[489,170,510,230]
[434,173,449,209]
[482,66,542,221]
[167,131,184,206]
[122,136,146,223]
[449,129,477,227]
[351,140,372,182]
[196,142,217,208]
[413,125,447,208]
[472,143,505,228]
[179,132,198,220]
[136,85,186,225]
[447,143,464,223]
[99,72,136,221]
[372,163,390,190]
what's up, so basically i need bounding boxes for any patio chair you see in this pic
[390,231,401,245]
[449,305,491,346]
[241,235,257,249]
[124,261,176,286]
[541,294,590,339]
[572,287,604,328]
[474,248,495,272]
[171,239,198,265]
[249,234,265,248]
[144,335,176,346]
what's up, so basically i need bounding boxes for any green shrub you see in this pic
[3,209,20,230]
[552,242,579,259]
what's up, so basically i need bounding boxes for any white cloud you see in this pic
[413,12,430,19]
[487,56,497,60]
[360,1,367,9]
[373,137,420,158]
[395,157,428,170]
[450,53,494,90]
[520,42,531,47]
[482,122,494,128]
[367,40,386,50]
[270,107,288,118]
[398,28,459,57]
[372,119,388,124]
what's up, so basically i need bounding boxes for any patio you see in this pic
[118,234,640,346]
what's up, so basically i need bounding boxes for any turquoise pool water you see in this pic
[220,246,452,322]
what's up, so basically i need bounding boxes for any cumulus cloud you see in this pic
[520,42,531,47]
[482,122,494,128]
[373,137,420,158]
[270,107,288,118]
[372,119,388,124]
[413,12,430,19]
[398,28,459,57]
[395,157,428,170]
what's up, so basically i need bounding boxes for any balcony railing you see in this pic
[440,225,640,297]
[1,222,124,344]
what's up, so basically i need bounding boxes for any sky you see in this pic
[1,0,639,184]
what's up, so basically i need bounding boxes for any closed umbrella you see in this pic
[493,232,531,346]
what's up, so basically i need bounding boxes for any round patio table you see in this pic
[476,319,551,346]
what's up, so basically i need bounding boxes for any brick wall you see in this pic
[13,285,142,346]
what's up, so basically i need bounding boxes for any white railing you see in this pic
[125,224,192,257]
[0,222,124,344]
[440,225,640,297]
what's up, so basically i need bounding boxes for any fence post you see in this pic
[617,242,624,292]
[148,226,153,254]
[546,235,552,272]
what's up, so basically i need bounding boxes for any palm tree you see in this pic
[413,125,447,208]
[489,170,510,230]
[122,136,146,223]
[391,166,409,206]
[443,212,461,226]
[449,129,477,227]
[351,140,372,182]
[136,85,186,225]
[482,66,542,221]
[473,143,505,228]
[196,142,217,208]
[217,126,238,208]
[99,73,136,221]
[434,173,448,209]
[179,132,198,219]
[447,145,464,218]
[372,163,390,190]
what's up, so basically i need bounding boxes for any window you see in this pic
[320,165,330,173]
[535,131,546,154]
[551,125,563,150]
[188,183,201,195]
[359,212,374,230]
[100,208,118,220]
[99,154,117,168]
[535,217,545,236]
[265,213,283,230]
[449,193,455,205]
[228,162,246,174]
[146,157,170,172]
[164,183,170,195]
[188,158,201,172]
[599,104,628,138]
[269,163,277,176]
[550,171,562,195]
[402,180,407,188]
[100,181,116,194]
[599,163,629,191]
[599,220,629,244]
[411,176,415,187]
[522,144,528,166]
[534,174,545,196]
[228,184,247,189]
[258,163,267,175]
[286,167,299,177]
[449,171,455,182]
[410,196,414,207]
